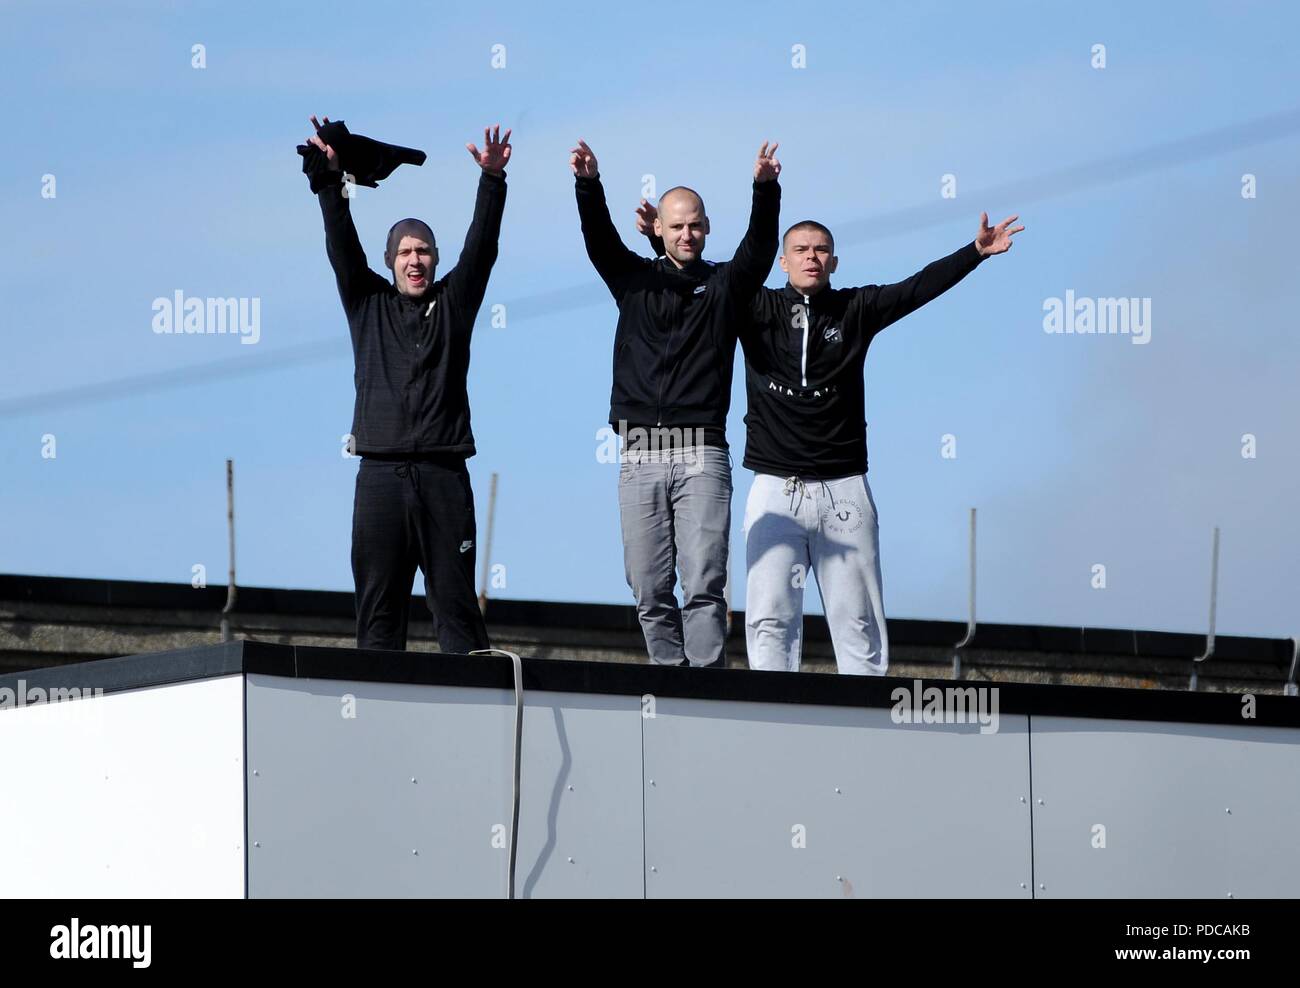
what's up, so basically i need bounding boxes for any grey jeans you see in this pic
[618,445,731,666]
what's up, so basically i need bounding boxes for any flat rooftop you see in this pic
[3,574,1295,694]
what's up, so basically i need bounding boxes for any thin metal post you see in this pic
[220,459,236,642]
[1189,526,1220,691]
[478,472,499,615]
[953,508,977,679]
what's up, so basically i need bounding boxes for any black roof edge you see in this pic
[1,641,1296,730]
[0,572,1293,665]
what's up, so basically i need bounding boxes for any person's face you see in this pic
[654,194,709,267]
[389,235,437,297]
[779,228,837,294]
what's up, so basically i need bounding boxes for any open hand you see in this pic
[570,139,598,178]
[975,212,1024,256]
[467,124,512,175]
[634,198,658,236]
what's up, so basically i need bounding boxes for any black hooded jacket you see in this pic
[316,169,506,457]
[576,175,780,446]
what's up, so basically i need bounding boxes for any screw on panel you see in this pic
[253,770,260,777]
[568,857,574,864]
[411,777,417,784]
[1019,796,1026,803]
[567,785,574,791]
[1037,799,1044,805]
[649,779,655,787]
[650,866,657,873]
[835,876,843,882]
[1020,883,1027,889]
[412,849,419,855]
[1225,808,1231,814]
[1039,883,1046,890]
[834,788,841,794]
[253,842,261,848]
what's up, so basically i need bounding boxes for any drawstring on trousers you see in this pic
[783,476,807,513]
[394,460,421,493]
[783,476,836,518]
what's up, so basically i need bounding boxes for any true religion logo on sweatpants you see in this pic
[821,498,864,535]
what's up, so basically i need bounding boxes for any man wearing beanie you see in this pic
[304,115,510,654]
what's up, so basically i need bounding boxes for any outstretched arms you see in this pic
[444,125,511,318]
[859,212,1024,334]
[572,139,651,298]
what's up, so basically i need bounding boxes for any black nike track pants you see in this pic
[351,456,490,654]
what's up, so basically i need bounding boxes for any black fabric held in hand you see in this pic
[297,119,427,193]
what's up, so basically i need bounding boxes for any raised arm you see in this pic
[306,115,380,312]
[858,212,1024,334]
[443,125,511,319]
[571,139,650,299]
[723,141,782,300]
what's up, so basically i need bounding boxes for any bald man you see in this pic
[572,139,781,667]
[306,116,511,654]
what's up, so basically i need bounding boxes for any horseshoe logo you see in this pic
[822,498,865,535]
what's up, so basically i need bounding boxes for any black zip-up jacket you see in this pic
[576,175,780,445]
[741,241,986,478]
[318,170,506,457]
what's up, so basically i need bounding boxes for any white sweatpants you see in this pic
[743,473,889,675]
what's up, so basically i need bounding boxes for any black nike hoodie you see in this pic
[575,174,780,445]
[316,169,506,457]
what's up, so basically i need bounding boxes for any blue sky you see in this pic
[2,0,1297,639]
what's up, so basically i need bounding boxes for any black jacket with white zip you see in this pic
[741,241,986,479]
[576,175,780,444]
[317,170,506,457]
